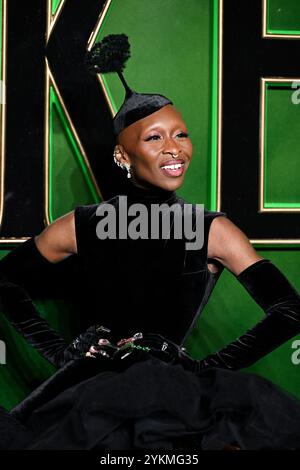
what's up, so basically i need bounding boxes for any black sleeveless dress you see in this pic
[1,185,300,450]
[73,186,224,346]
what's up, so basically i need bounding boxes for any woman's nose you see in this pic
[163,137,181,156]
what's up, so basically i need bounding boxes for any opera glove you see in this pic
[0,237,56,288]
[195,258,300,372]
[0,238,81,368]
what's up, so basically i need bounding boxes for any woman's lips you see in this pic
[160,162,185,177]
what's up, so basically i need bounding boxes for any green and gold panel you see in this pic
[46,75,100,222]
[265,0,300,36]
[262,80,300,210]
[51,0,62,16]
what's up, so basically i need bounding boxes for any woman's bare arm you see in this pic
[207,216,264,275]
[34,211,77,263]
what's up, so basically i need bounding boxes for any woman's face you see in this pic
[114,104,193,191]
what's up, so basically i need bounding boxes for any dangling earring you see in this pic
[113,151,131,178]
[113,152,121,167]
[124,163,132,179]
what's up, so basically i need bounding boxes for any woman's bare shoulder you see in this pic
[207,216,263,276]
[35,211,77,263]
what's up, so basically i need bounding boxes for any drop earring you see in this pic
[124,163,132,179]
[113,151,131,178]
[113,152,121,167]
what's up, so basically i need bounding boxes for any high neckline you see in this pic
[124,182,178,205]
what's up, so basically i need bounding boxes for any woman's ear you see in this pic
[113,145,131,166]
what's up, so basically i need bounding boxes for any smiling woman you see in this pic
[1,33,300,451]
[114,104,192,191]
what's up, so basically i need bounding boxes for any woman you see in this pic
[1,34,300,450]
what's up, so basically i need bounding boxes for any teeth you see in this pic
[161,163,183,170]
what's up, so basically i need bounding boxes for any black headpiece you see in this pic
[85,34,173,136]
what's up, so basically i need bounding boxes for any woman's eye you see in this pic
[145,135,161,141]
[176,132,189,138]
[144,133,189,141]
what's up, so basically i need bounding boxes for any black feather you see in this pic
[85,33,131,75]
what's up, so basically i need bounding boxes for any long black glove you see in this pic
[0,238,85,368]
[194,258,300,371]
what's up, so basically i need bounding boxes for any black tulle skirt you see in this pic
[1,350,300,450]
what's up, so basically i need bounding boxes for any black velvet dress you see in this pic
[1,185,300,450]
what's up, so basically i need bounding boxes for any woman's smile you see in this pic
[160,159,187,178]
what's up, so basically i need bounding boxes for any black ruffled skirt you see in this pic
[1,349,300,450]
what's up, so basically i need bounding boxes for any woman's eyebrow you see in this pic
[141,124,187,134]
[142,126,162,133]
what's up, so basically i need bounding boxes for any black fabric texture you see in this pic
[1,183,300,450]
[73,184,226,344]
[4,355,300,450]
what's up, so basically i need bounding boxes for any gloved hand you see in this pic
[193,259,300,372]
[70,324,114,358]
[131,332,197,368]
[81,330,200,371]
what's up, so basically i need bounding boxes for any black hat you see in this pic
[85,34,173,136]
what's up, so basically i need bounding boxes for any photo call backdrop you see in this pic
[0,0,300,409]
